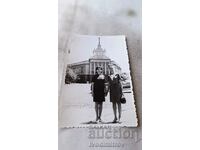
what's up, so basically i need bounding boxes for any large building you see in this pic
[67,37,121,83]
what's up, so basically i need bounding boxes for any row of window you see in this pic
[90,62,110,75]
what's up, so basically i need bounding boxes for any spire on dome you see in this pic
[98,37,101,48]
[91,37,108,59]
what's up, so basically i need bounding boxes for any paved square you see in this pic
[59,83,137,127]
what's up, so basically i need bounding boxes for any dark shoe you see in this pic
[97,118,102,123]
[112,118,118,123]
[118,116,121,122]
[95,117,99,122]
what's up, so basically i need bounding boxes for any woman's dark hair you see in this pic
[95,66,103,74]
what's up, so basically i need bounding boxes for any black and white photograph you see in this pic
[3,0,200,150]
[59,35,137,127]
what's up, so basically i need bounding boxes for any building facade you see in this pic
[67,37,121,83]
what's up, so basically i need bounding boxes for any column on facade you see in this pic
[104,62,106,74]
[93,62,94,74]
[89,62,91,75]
[94,62,96,75]
[108,62,110,75]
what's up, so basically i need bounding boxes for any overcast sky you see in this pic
[67,35,131,73]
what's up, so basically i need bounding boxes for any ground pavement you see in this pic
[59,83,137,127]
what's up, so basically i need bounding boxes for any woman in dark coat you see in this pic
[108,66,123,123]
[91,67,106,122]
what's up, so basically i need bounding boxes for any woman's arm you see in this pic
[107,76,111,92]
[91,82,94,97]
[118,74,123,95]
[104,82,109,96]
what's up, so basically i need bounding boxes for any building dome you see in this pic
[91,37,109,59]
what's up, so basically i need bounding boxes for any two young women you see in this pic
[91,66,122,123]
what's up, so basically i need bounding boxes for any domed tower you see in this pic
[92,37,106,58]
[89,37,111,79]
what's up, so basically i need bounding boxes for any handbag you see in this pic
[120,94,126,104]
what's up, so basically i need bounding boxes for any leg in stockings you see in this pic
[95,102,98,121]
[99,102,103,121]
[117,102,121,122]
[112,102,117,122]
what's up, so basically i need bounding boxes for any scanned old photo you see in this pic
[59,35,137,127]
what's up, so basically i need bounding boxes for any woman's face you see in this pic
[96,67,103,75]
